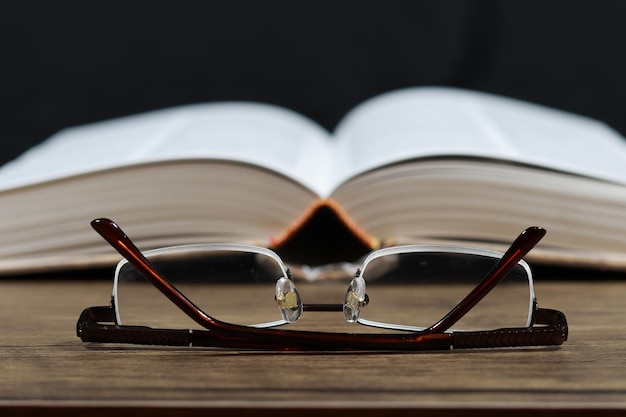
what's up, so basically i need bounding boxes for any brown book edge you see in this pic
[268,198,379,265]
[269,198,378,250]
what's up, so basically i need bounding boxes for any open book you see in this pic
[2,87,626,275]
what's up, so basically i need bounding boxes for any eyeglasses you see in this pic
[77,218,567,351]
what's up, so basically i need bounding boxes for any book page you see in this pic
[331,87,626,187]
[0,103,334,196]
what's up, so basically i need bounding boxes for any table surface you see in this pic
[1,278,625,416]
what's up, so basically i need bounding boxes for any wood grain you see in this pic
[1,280,625,416]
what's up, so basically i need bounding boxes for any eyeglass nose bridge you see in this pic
[275,275,371,323]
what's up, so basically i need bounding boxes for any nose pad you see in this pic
[275,277,303,322]
[343,276,368,322]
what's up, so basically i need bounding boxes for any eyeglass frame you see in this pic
[76,218,568,351]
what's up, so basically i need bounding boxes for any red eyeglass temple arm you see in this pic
[90,218,221,329]
[426,226,546,334]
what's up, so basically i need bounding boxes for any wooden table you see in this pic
[1,279,625,416]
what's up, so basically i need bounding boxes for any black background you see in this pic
[2,1,626,168]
